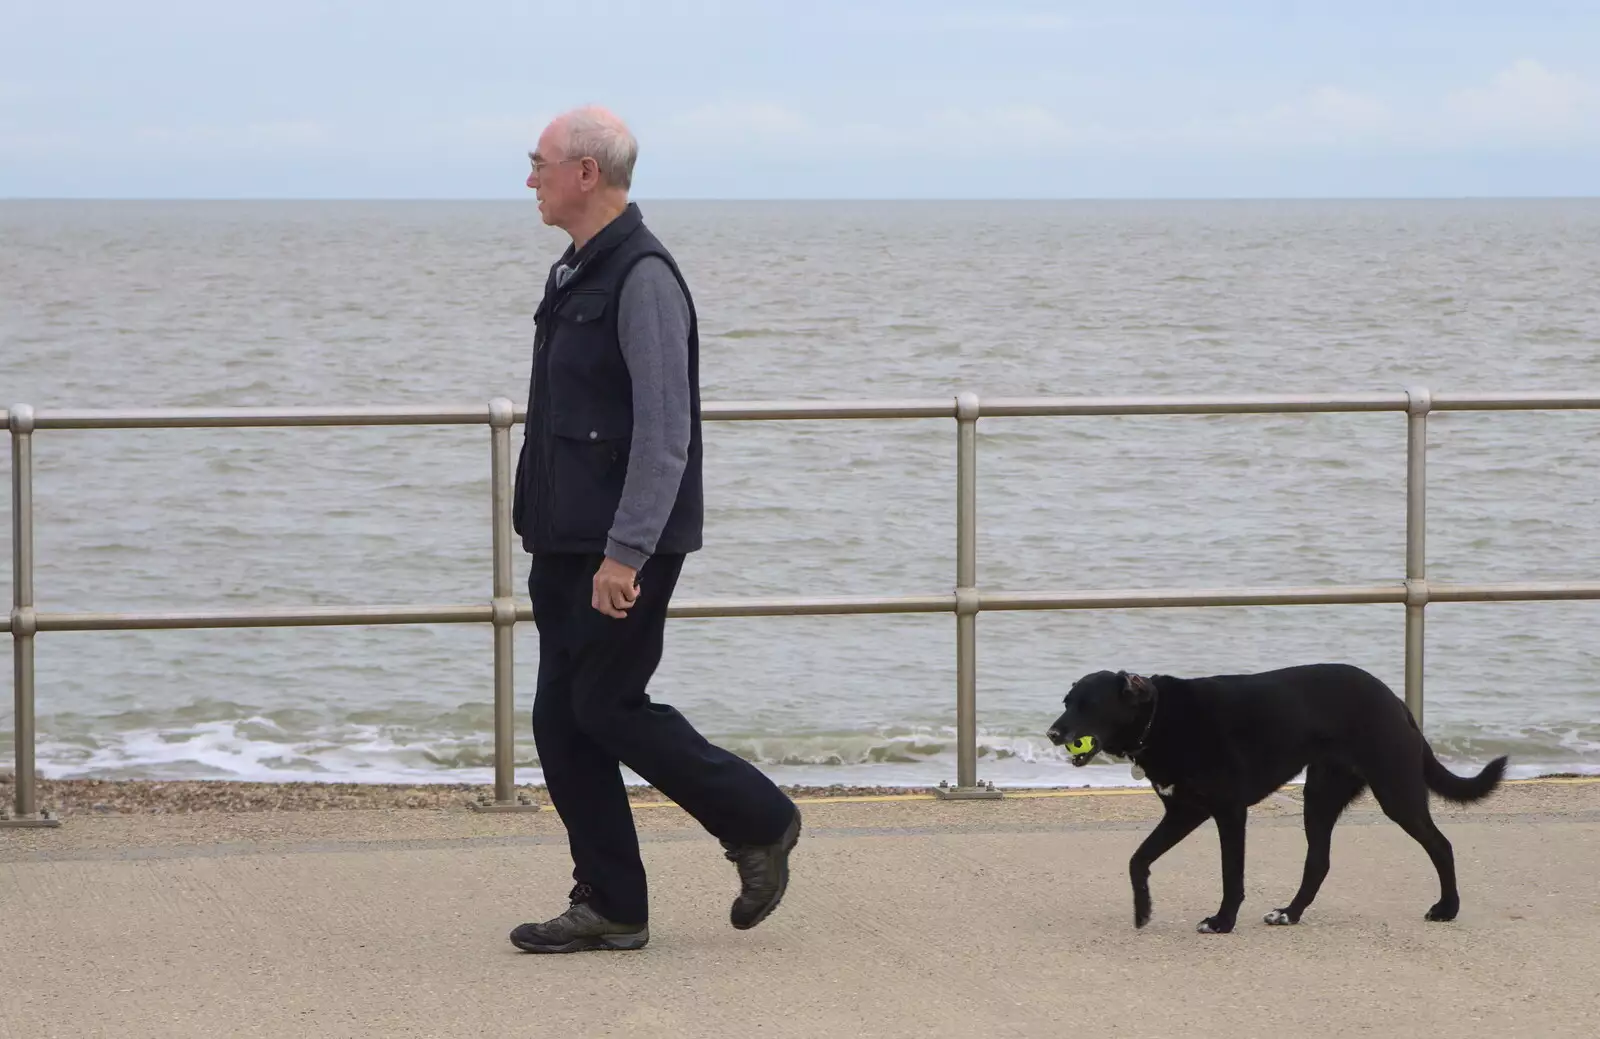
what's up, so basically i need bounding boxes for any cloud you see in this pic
[657,61,1598,164]
[844,9,1074,34]
[131,120,336,153]
[923,105,1076,149]
[1167,61,1598,153]
[238,120,334,149]
[1286,86,1394,137]
[666,101,814,142]
[1178,86,1397,150]
[458,115,547,146]
[1443,59,1600,145]
[661,100,1079,158]
[6,59,1596,198]
[1,114,541,166]
[0,128,86,159]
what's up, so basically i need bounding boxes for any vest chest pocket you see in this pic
[554,289,609,324]
[545,289,614,380]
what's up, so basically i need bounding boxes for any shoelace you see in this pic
[568,882,596,906]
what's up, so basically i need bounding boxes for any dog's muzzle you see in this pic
[1048,728,1101,767]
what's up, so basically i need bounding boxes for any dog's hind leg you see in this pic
[1265,762,1366,926]
[1367,771,1461,921]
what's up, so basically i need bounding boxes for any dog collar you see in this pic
[1119,678,1160,783]
[1124,681,1160,759]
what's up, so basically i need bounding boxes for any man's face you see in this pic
[527,121,586,229]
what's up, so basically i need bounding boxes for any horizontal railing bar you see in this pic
[13,589,1394,632]
[28,406,497,430]
[1430,392,1600,411]
[980,585,1408,609]
[34,605,493,631]
[1428,582,1600,602]
[980,582,1600,609]
[16,583,1600,634]
[702,400,958,421]
[976,394,1412,417]
[669,594,956,618]
[12,393,1600,432]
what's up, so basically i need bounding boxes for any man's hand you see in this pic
[592,557,640,618]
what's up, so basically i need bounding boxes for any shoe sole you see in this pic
[732,812,802,931]
[510,931,649,953]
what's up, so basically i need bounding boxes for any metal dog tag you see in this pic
[1131,763,1146,781]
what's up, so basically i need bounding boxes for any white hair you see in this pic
[559,106,638,190]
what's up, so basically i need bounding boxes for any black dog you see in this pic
[1046,664,1507,934]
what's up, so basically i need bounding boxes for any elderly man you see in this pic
[509,106,801,953]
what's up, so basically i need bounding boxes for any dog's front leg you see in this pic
[1197,805,1248,934]
[1129,801,1209,929]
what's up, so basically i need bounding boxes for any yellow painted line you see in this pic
[627,789,1158,808]
[1506,776,1600,786]
[787,793,937,804]
[1004,788,1155,798]
[622,775,1599,809]
[631,793,938,808]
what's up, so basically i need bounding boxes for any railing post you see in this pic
[936,392,1000,800]
[1404,387,1431,731]
[4,404,60,828]
[470,398,539,813]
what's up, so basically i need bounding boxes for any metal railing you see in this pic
[6,389,1600,826]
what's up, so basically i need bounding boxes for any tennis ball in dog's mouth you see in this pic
[1066,735,1097,759]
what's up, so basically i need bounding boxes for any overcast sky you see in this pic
[3,0,1597,199]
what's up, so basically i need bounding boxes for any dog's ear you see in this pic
[1119,671,1156,704]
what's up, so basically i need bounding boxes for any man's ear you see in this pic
[1120,671,1156,704]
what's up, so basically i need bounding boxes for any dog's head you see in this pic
[1045,669,1158,765]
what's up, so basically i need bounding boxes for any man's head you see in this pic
[527,106,638,236]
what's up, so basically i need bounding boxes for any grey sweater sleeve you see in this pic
[606,255,693,569]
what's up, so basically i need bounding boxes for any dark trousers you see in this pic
[529,551,796,925]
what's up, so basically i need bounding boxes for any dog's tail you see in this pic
[1422,744,1508,803]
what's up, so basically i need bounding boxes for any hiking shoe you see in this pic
[509,885,648,953]
[721,808,802,930]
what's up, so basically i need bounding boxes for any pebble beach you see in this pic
[9,769,1593,817]
[2,773,979,815]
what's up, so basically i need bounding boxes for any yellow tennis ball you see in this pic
[1066,735,1097,757]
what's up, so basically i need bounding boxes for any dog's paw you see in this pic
[1424,901,1459,922]
[1263,909,1299,926]
[1134,893,1152,929]
[1196,916,1235,934]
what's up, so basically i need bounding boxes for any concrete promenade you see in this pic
[4,779,1598,1039]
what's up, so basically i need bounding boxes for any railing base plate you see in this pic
[1,810,62,828]
[469,797,542,813]
[932,783,1003,801]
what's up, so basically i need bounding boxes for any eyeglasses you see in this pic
[528,155,596,176]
